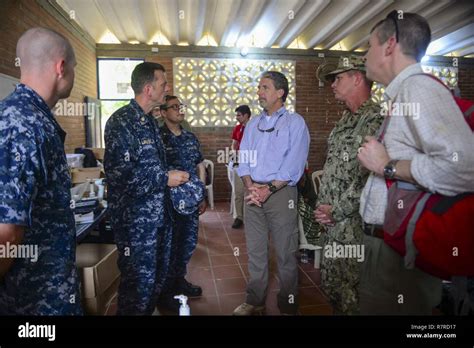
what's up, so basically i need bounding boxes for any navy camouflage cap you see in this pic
[169,175,205,215]
[325,55,366,81]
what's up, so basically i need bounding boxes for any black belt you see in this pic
[363,224,384,239]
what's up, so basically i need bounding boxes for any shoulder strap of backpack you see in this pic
[404,192,431,270]
[464,104,474,119]
[411,72,450,91]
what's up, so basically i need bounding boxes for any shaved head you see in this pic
[16,27,77,107]
[16,27,75,73]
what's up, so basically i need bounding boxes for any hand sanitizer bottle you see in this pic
[174,295,190,316]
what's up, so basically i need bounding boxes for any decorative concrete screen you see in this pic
[371,65,458,104]
[173,58,296,127]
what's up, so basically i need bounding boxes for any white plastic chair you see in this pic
[298,215,323,269]
[226,163,236,216]
[311,170,323,196]
[203,159,215,209]
[298,170,324,269]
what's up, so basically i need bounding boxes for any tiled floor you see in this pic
[106,202,333,316]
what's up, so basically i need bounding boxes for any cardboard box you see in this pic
[71,167,102,184]
[76,243,120,315]
[83,277,119,315]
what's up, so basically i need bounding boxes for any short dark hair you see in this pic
[235,105,251,117]
[131,62,166,94]
[160,95,179,110]
[261,71,289,103]
[371,11,431,62]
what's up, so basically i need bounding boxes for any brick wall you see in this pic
[0,0,97,153]
[459,67,474,101]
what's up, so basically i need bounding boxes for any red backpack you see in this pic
[382,74,474,281]
[455,97,474,129]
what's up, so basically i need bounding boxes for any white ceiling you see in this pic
[57,0,474,57]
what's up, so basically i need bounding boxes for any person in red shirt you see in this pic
[231,105,251,228]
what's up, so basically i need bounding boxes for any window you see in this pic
[98,58,144,100]
[97,58,144,145]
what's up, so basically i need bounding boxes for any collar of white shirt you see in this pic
[385,63,423,100]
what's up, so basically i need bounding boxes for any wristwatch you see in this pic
[267,183,278,193]
[383,160,399,180]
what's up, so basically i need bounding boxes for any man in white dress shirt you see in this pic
[357,10,474,315]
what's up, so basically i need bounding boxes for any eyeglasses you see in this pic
[162,103,186,111]
[257,113,284,133]
[386,10,400,43]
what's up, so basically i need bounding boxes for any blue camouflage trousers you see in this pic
[162,210,199,294]
[115,221,173,315]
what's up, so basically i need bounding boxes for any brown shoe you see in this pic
[233,303,265,316]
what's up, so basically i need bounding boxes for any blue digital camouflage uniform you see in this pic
[317,99,383,314]
[0,84,82,315]
[159,123,204,294]
[104,99,172,315]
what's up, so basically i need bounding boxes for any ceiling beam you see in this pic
[320,0,393,49]
[302,0,371,48]
[341,0,432,51]
[274,0,330,48]
[249,0,306,48]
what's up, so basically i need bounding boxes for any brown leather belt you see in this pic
[363,224,384,239]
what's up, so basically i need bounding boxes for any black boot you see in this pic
[232,218,243,229]
[175,277,202,297]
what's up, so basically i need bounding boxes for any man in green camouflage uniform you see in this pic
[314,55,383,314]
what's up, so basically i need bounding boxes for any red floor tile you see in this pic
[187,266,213,282]
[208,244,234,256]
[264,290,282,315]
[298,269,315,288]
[298,287,330,307]
[299,304,334,316]
[212,264,245,279]
[268,275,280,291]
[227,233,247,244]
[196,278,218,297]
[206,239,231,247]
[240,263,250,278]
[215,277,247,295]
[304,270,321,286]
[210,254,239,266]
[188,254,211,268]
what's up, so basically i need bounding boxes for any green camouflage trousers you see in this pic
[320,233,362,315]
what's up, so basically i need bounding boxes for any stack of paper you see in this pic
[75,211,94,224]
